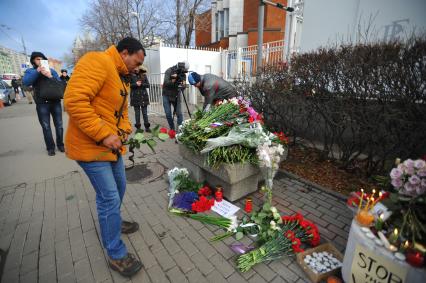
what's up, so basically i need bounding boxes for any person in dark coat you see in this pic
[59,69,70,85]
[130,65,150,132]
[188,72,237,111]
[11,77,20,95]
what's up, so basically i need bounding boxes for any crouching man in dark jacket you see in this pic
[23,51,64,156]
[130,65,150,132]
[188,72,237,111]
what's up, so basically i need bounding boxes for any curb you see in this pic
[277,169,348,201]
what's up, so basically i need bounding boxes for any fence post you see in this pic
[237,47,242,79]
[266,43,270,64]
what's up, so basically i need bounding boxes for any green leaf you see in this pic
[147,139,157,148]
[134,132,144,142]
[158,133,169,141]
[262,202,271,211]
[258,212,267,219]
[236,232,244,240]
[146,139,156,152]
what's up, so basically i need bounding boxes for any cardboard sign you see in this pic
[351,244,407,283]
[211,199,240,218]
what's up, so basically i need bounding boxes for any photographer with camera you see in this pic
[162,61,189,130]
[188,72,237,111]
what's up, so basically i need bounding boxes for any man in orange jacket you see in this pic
[64,37,145,277]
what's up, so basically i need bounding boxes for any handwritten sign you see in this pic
[351,244,407,283]
[212,199,240,218]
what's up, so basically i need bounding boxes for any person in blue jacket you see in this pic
[23,51,64,156]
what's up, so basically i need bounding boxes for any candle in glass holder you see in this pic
[406,250,424,268]
[401,240,410,252]
[389,228,399,244]
[375,213,384,231]
[215,186,223,202]
[244,198,253,213]
[356,210,374,227]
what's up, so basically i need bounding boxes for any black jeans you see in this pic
[134,105,149,126]
[36,102,64,151]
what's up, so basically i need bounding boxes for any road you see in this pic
[0,100,78,188]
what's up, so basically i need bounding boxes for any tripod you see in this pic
[172,86,192,129]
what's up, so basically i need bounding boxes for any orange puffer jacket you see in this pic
[64,46,132,162]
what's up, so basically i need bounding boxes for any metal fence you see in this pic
[224,40,285,80]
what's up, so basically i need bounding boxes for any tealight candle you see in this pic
[401,240,410,252]
[388,245,398,252]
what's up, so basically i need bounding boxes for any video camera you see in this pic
[173,62,188,85]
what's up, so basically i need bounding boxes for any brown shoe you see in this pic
[109,253,143,277]
[121,221,139,234]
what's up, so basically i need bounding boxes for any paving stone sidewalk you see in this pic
[0,118,353,283]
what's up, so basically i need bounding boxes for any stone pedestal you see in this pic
[179,145,260,201]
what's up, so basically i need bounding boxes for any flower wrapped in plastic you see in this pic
[167,167,189,209]
[200,122,270,153]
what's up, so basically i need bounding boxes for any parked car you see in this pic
[0,79,16,106]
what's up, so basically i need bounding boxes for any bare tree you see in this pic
[162,0,208,46]
[80,0,161,48]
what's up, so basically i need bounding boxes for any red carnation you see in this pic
[294,213,304,223]
[160,127,168,133]
[292,238,304,253]
[284,230,296,240]
[282,215,294,222]
[168,129,176,139]
[191,196,215,212]
[198,186,212,196]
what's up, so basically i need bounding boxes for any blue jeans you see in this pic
[77,155,127,260]
[162,95,182,130]
[36,102,64,151]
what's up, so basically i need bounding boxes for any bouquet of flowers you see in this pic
[176,97,285,168]
[390,158,426,196]
[237,212,320,272]
[167,167,203,209]
[381,158,426,248]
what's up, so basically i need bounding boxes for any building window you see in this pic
[224,8,229,37]
[215,12,219,41]
[219,11,224,39]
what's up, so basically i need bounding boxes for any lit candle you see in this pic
[366,197,375,211]
[358,189,364,212]
[401,240,410,252]
[388,244,398,252]
[373,192,383,206]
[375,213,384,231]
[389,228,399,244]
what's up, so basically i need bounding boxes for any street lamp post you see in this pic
[130,12,141,42]
[256,0,294,71]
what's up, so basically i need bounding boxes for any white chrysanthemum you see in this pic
[230,97,239,105]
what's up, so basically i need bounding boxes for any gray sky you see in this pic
[0,0,89,63]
